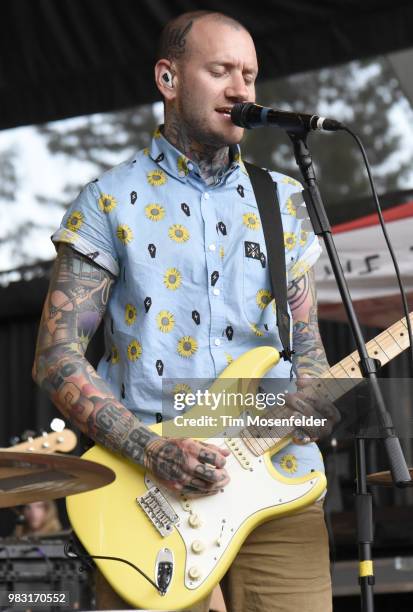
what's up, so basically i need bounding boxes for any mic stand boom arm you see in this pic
[286,129,411,612]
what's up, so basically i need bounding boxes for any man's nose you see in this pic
[225,75,250,101]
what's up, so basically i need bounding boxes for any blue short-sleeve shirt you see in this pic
[52,127,324,479]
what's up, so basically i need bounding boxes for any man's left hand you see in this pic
[286,377,341,444]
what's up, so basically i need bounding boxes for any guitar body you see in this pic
[67,346,326,610]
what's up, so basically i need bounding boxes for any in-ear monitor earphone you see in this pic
[162,70,173,87]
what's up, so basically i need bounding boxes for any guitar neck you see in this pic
[321,314,412,396]
[241,313,413,456]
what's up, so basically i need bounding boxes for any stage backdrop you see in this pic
[317,199,413,329]
[2,0,413,130]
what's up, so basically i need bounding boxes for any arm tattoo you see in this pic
[287,267,329,377]
[33,244,158,466]
[286,273,310,312]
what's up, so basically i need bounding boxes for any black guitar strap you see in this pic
[243,161,293,362]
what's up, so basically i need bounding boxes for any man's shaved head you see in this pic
[155,9,257,153]
[158,11,248,62]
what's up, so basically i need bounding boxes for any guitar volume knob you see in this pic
[188,566,202,581]
[188,513,202,528]
[191,540,205,554]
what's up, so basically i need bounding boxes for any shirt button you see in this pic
[203,192,210,200]
[213,288,220,296]
[209,244,216,252]
[214,338,221,346]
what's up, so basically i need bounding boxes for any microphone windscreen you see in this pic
[231,103,250,127]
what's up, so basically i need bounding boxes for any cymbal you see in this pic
[367,468,413,487]
[0,451,115,508]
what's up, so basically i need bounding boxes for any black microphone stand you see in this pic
[286,129,412,612]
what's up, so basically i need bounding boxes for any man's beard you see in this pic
[178,100,232,150]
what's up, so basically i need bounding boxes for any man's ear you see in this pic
[155,60,177,101]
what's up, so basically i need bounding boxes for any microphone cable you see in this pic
[341,126,413,377]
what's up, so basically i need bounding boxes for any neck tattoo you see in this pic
[163,115,231,185]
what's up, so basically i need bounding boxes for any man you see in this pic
[33,10,335,611]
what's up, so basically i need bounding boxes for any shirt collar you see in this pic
[149,125,242,184]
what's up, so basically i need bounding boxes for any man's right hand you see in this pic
[144,437,231,497]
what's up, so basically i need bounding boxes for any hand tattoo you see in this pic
[144,439,186,481]
[144,438,229,496]
[198,448,217,465]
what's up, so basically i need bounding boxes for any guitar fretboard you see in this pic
[241,314,412,456]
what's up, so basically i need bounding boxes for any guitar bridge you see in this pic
[137,486,179,537]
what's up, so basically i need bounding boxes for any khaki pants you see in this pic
[95,501,332,612]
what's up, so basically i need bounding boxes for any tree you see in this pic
[37,106,159,206]
[0,146,18,202]
[244,58,412,207]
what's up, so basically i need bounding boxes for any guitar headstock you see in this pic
[4,429,77,454]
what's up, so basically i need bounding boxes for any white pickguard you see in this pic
[144,438,323,590]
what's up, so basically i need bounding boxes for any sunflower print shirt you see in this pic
[52,127,324,479]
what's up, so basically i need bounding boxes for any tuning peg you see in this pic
[40,432,50,448]
[50,418,65,432]
[21,430,36,441]
[9,436,20,446]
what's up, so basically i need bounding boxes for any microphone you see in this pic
[231,102,344,133]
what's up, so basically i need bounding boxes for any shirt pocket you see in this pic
[241,240,276,330]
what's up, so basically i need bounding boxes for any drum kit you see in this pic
[0,426,115,611]
[0,426,115,509]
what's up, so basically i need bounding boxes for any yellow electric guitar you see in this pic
[67,314,412,610]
